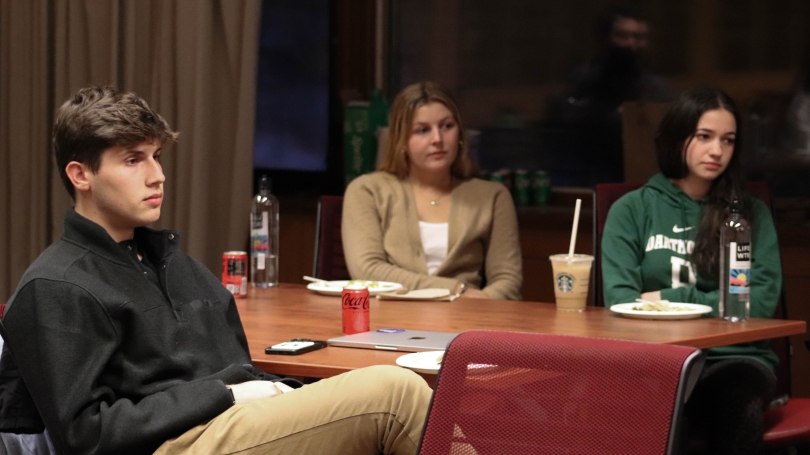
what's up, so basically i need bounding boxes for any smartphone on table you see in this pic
[265,339,327,355]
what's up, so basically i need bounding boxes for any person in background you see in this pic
[342,81,522,300]
[0,86,431,455]
[742,45,810,202]
[551,6,672,184]
[567,5,671,113]
[784,44,810,155]
[601,87,782,455]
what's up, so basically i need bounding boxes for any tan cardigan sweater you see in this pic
[342,172,522,300]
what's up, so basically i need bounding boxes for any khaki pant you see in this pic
[154,365,432,455]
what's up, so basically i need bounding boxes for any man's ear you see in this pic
[65,161,92,194]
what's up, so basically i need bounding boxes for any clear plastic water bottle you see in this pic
[719,197,751,321]
[250,175,279,288]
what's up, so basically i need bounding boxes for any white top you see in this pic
[418,221,449,275]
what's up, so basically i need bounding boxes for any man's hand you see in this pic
[227,380,291,405]
[275,382,295,394]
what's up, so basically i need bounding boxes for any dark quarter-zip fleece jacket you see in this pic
[2,209,280,455]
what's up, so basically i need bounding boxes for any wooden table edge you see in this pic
[252,319,807,381]
[666,320,806,349]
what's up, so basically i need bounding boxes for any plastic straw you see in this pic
[568,198,582,258]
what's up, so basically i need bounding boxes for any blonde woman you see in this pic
[342,82,522,300]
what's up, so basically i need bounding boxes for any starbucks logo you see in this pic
[557,273,575,292]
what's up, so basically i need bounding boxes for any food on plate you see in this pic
[631,299,690,312]
[346,280,382,288]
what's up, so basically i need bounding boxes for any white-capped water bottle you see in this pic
[250,175,279,288]
[719,197,751,321]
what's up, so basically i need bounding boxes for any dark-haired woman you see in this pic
[601,87,782,455]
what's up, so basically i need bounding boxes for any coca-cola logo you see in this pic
[342,293,369,310]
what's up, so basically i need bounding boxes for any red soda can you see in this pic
[222,251,248,298]
[342,285,370,335]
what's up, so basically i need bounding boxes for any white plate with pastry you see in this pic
[610,302,713,320]
[305,280,403,296]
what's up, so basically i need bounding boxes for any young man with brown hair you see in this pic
[1,86,431,455]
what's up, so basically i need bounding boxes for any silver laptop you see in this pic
[327,329,458,352]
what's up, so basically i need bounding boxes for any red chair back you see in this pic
[592,183,642,306]
[312,195,350,280]
[418,330,704,455]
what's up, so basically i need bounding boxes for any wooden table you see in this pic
[237,284,806,380]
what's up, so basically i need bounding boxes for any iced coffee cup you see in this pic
[549,254,594,312]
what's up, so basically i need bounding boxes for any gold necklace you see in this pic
[415,178,452,207]
[427,191,448,206]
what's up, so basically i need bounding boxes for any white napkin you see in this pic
[376,288,456,301]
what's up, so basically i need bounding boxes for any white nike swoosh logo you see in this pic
[673,225,693,233]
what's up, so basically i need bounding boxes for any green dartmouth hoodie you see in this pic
[602,173,782,370]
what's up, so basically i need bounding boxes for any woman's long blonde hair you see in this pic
[379,81,479,179]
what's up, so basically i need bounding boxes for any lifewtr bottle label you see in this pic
[728,242,751,294]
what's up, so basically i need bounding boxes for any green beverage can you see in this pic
[343,101,374,187]
[495,168,512,191]
[531,170,550,206]
[513,169,531,206]
[490,172,506,186]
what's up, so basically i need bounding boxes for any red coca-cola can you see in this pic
[222,251,248,298]
[342,285,370,335]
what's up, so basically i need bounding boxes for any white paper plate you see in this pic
[396,351,445,374]
[610,302,713,320]
[306,280,403,296]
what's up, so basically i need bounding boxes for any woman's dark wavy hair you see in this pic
[654,86,751,279]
